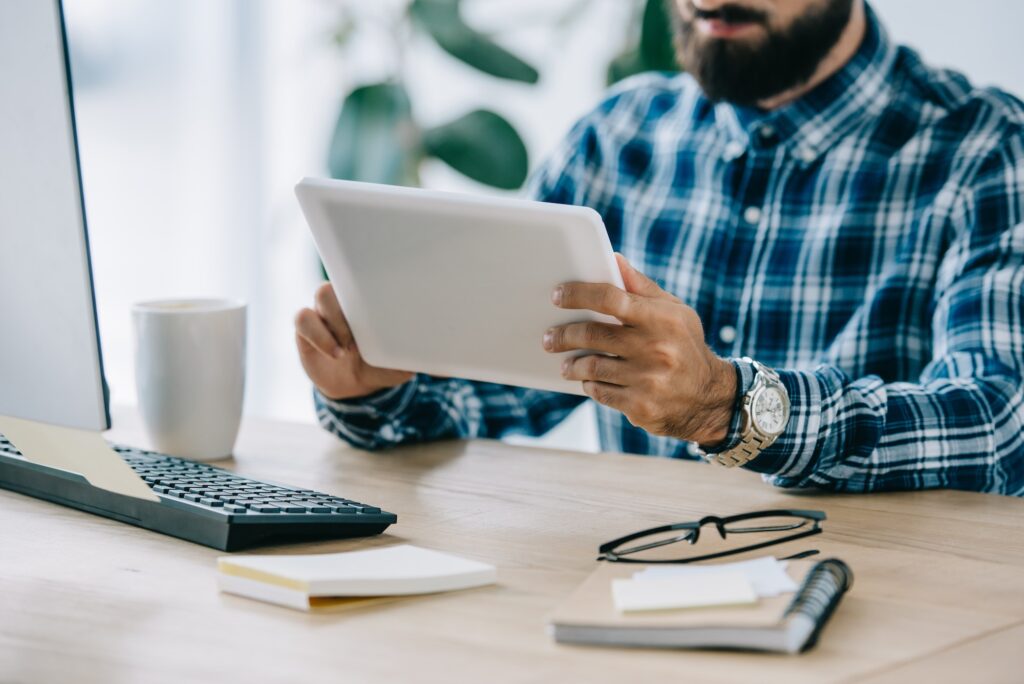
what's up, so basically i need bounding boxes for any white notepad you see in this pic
[612,571,758,612]
[217,545,496,611]
[633,557,799,598]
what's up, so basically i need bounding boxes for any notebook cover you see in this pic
[549,560,816,632]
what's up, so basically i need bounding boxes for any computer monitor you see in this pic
[0,0,401,548]
[0,0,110,432]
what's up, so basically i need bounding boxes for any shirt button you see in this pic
[797,146,816,164]
[743,206,762,224]
[723,141,745,160]
[757,125,775,140]
[718,325,737,344]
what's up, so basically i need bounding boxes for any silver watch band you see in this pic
[710,431,771,467]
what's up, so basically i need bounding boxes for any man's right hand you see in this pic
[294,283,414,401]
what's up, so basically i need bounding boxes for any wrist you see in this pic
[694,358,740,446]
[699,358,792,468]
[315,376,418,409]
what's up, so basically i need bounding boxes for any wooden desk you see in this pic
[2,410,1023,683]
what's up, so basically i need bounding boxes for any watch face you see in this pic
[753,386,788,435]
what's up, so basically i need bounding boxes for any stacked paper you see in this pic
[612,556,799,613]
[217,544,497,611]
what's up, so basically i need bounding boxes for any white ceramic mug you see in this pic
[132,299,246,461]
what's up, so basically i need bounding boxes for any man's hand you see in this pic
[294,283,414,401]
[543,254,737,446]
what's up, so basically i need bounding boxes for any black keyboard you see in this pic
[0,433,395,551]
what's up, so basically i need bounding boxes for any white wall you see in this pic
[67,0,629,452]
[871,0,1024,98]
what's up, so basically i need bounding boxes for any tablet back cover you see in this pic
[296,178,624,396]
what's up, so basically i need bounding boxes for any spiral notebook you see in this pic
[548,558,852,654]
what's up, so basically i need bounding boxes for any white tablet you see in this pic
[295,177,624,396]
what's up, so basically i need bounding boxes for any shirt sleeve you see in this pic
[313,110,613,451]
[315,378,584,451]
[712,135,1024,495]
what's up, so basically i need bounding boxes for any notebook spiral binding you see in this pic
[782,558,854,652]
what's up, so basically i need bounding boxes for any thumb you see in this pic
[616,253,669,299]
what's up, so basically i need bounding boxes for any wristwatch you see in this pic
[701,358,790,468]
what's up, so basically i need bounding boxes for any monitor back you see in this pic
[0,0,109,430]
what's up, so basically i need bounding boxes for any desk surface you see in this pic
[2,409,1023,684]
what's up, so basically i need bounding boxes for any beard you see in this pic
[670,0,855,107]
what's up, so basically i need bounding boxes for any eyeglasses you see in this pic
[597,509,826,564]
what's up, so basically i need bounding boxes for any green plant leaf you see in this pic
[327,82,422,186]
[606,0,679,85]
[639,0,677,71]
[409,0,539,84]
[423,110,528,189]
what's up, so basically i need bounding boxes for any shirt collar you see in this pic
[713,2,898,165]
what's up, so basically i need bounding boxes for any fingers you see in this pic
[294,307,341,358]
[543,321,632,355]
[581,380,628,412]
[314,282,355,349]
[553,282,640,324]
[295,332,318,357]
[561,354,630,385]
[615,253,676,301]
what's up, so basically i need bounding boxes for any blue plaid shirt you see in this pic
[316,7,1024,496]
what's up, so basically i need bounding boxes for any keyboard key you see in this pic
[91,442,393,531]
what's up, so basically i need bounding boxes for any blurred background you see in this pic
[65,0,1024,451]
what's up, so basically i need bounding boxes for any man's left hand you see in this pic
[543,254,737,446]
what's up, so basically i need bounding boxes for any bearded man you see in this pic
[296,1,1024,496]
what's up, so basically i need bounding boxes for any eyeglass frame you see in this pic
[597,509,826,564]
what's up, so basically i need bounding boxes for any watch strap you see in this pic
[700,358,784,468]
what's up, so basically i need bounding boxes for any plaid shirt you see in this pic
[316,6,1024,496]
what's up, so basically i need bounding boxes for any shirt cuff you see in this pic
[314,375,421,421]
[697,359,837,487]
[742,366,843,483]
